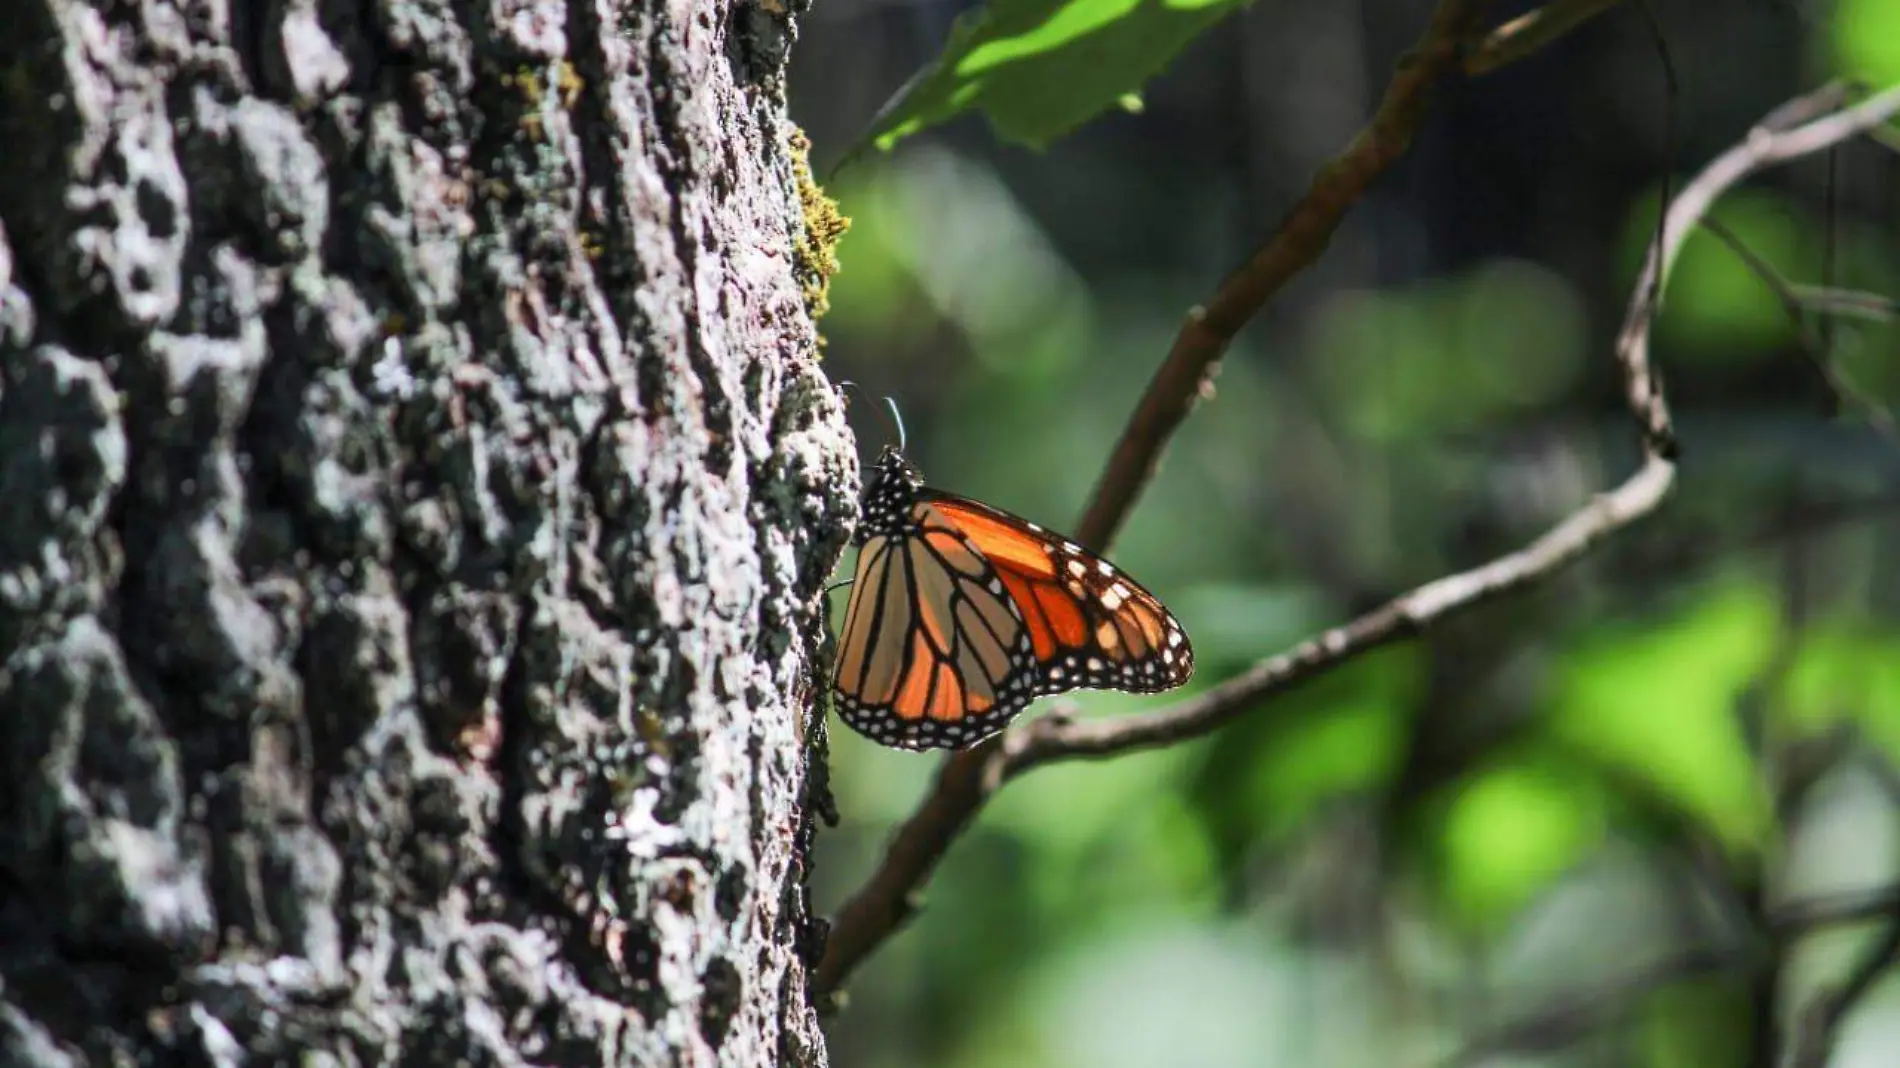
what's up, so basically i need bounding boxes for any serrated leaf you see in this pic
[860,0,1255,153]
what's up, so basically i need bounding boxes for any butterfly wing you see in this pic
[923,493,1194,698]
[831,509,1041,750]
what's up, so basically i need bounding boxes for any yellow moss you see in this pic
[557,60,585,110]
[788,126,850,350]
[505,66,544,108]
[504,66,548,142]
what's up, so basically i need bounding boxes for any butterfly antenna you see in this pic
[836,380,910,453]
[882,396,908,454]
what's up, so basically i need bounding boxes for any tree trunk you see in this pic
[0,1,852,1065]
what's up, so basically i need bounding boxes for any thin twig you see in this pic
[1781,893,1900,1067]
[1789,285,1900,322]
[815,84,1900,1001]
[1769,884,1900,939]
[1071,0,1497,555]
[1629,0,1678,458]
[1445,948,1737,1067]
[1464,0,1630,76]
[1697,217,1900,443]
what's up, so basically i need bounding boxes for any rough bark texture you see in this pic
[0,1,852,1065]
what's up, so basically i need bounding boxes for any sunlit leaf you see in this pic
[1831,0,1900,87]
[859,0,1258,153]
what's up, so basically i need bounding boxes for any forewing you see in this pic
[924,493,1194,698]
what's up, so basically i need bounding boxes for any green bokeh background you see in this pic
[793,1,1900,1065]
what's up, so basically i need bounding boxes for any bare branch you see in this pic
[816,83,1900,1001]
[1782,899,1900,1067]
[1464,0,1630,76]
[1769,884,1900,939]
[1789,285,1900,323]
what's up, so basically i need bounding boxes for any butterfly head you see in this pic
[858,446,924,542]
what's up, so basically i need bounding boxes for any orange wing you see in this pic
[924,493,1193,698]
[831,508,1041,749]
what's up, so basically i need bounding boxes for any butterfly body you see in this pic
[832,446,1193,750]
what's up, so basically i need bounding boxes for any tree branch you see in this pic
[1463,0,1630,77]
[816,82,1900,1002]
[1769,884,1900,939]
[1782,905,1900,1067]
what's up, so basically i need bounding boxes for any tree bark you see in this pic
[0,1,852,1065]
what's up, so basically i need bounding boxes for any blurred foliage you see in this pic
[796,0,1900,1065]
[1780,622,1900,756]
[1642,981,1756,1068]
[1310,260,1587,441]
[1548,580,1778,856]
[1435,749,1614,928]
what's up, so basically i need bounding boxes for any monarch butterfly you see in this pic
[832,444,1194,750]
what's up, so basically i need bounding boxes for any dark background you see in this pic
[794,2,1900,1065]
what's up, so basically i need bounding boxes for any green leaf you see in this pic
[861,0,1255,153]
[1831,0,1900,87]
